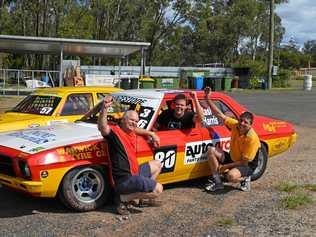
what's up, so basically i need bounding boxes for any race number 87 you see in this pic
[154,146,177,173]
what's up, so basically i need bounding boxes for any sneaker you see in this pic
[205,181,224,192]
[240,176,251,192]
[207,176,216,184]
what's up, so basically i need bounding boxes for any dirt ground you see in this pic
[0,90,315,237]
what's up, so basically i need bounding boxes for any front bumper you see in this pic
[0,174,42,196]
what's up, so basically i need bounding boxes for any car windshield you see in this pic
[9,95,61,116]
[80,94,159,129]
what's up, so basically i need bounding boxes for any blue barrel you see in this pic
[42,75,49,83]
[194,76,204,89]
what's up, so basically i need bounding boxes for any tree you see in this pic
[303,40,316,67]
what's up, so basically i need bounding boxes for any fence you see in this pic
[0,69,59,95]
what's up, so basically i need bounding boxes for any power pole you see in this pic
[267,0,275,89]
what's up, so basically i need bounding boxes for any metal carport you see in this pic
[0,35,150,86]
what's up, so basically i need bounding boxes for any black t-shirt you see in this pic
[104,130,132,184]
[157,109,195,130]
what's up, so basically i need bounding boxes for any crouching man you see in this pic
[204,87,261,192]
[98,96,163,214]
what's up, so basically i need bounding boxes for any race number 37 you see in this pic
[154,146,177,173]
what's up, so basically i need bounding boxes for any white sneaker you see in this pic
[205,181,224,192]
[240,176,251,192]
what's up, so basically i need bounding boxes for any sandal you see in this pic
[138,199,163,207]
[116,202,130,215]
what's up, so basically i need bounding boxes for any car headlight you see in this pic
[18,160,32,179]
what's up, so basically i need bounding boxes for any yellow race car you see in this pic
[0,86,122,132]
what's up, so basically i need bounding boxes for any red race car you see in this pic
[0,89,296,211]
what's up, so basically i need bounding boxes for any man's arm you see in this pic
[97,96,113,136]
[135,127,160,148]
[204,87,227,121]
[190,91,205,123]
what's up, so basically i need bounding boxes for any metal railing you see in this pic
[0,69,59,95]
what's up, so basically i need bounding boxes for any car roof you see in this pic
[31,86,122,96]
[113,89,225,100]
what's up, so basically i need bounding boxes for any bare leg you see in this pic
[147,160,162,180]
[207,146,225,175]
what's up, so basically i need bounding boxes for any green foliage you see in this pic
[276,182,300,192]
[276,181,315,209]
[249,77,261,89]
[272,69,291,88]
[280,192,313,209]
[303,184,316,192]
[303,40,316,67]
[215,217,235,226]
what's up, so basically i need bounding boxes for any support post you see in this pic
[59,46,64,87]
[267,0,274,90]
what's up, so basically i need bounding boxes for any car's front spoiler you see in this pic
[0,174,42,196]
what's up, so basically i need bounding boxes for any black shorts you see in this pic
[222,152,253,177]
[115,163,157,195]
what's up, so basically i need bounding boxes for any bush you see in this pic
[249,77,261,89]
[273,69,291,88]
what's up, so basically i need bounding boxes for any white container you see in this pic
[303,75,312,91]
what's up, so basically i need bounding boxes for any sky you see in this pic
[276,0,316,47]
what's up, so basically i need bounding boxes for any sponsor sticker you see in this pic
[184,138,230,165]
[262,121,287,133]
[154,146,177,173]
[113,95,147,105]
[56,142,107,160]
[8,130,56,144]
[28,146,45,153]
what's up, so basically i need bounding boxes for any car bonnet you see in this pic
[0,122,102,154]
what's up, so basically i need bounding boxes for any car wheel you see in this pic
[250,144,268,181]
[59,166,110,211]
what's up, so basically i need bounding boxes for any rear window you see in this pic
[10,95,61,116]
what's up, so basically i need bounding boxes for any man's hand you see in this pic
[204,87,211,98]
[102,95,113,110]
[98,96,112,136]
[189,91,198,100]
[150,132,160,148]
[218,164,229,173]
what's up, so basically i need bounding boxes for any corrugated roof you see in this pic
[0,35,150,56]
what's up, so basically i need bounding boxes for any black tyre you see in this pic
[59,166,110,211]
[250,144,268,181]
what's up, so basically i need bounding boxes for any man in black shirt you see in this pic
[155,92,204,130]
[98,96,163,215]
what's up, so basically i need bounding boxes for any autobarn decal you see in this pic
[184,138,230,165]
[185,140,213,164]
[154,145,177,173]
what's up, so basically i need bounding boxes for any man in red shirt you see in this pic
[98,96,163,215]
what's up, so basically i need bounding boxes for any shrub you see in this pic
[273,69,291,88]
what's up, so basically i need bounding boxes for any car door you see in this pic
[55,93,94,124]
[136,97,204,184]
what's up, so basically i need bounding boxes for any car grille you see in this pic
[0,154,16,177]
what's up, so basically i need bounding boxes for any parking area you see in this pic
[0,89,315,237]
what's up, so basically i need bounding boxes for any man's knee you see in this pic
[149,160,162,173]
[207,146,215,158]
[227,171,240,183]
